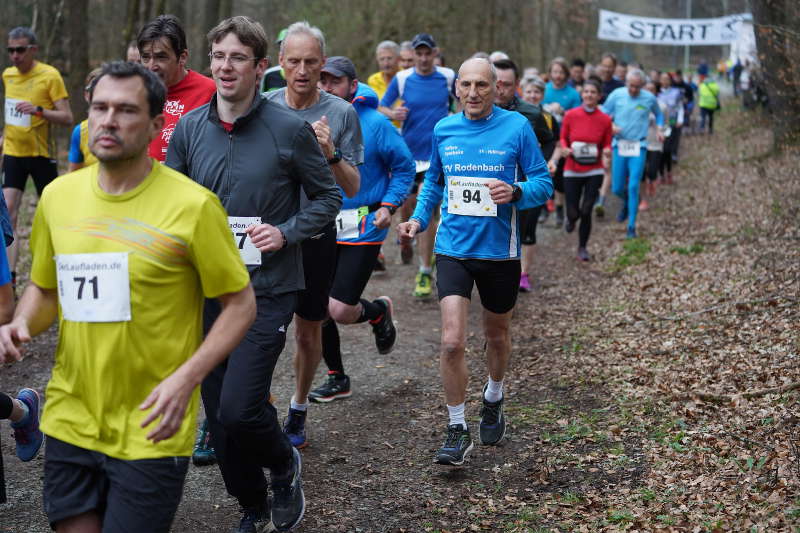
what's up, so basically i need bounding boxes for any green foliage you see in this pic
[613,238,651,270]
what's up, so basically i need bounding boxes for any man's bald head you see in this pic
[458,57,496,84]
[457,58,496,120]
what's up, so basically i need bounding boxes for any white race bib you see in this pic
[4,98,31,128]
[447,176,497,217]
[618,139,641,158]
[228,217,262,266]
[56,253,131,322]
[415,160,430,174]
[335,208,361,240]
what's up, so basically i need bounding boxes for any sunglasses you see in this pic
[7,45,32,54]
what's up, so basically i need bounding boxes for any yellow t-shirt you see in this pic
[3,61,68,157]
[31,161,250,460]
[79,119,97,166]
[367,71,391,100]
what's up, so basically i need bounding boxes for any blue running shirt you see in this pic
[544,82,581,111]
[411,107,553,260]
[602,87,663,146]
[380,66,455,162]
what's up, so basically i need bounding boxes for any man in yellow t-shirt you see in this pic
[367,40,403,131]
[367,40,400,100]
[2,27,73,288]
[0,62,256,532]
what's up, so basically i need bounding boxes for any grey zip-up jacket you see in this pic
[166,92,342,295]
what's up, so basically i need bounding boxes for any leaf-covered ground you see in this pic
[1,104,798,532]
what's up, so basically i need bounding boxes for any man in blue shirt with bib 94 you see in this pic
[397,58,552,466]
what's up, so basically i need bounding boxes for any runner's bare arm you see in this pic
[140,283,256,443]
[0,283,58,363]
[25,98,73,126]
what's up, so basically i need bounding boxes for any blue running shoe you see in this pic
[282,408,308,449]
[12,388,43,462]
[626,227,638,239]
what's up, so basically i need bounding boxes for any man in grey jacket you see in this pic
[166,16,340,533]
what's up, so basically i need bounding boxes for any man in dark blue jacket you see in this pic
[166,16,340,533]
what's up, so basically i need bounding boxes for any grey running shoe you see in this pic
[233,503,275,533]
[271,447,305,531]
[479,387,506,445]
[308,372,351,403]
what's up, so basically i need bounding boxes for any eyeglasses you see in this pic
[7,45,32,55]
[209,52,258,66]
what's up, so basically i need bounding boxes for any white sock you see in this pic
[419,264,432,275]
[290,397,308,412]
[447,403,466,429]
[485,378,504,403]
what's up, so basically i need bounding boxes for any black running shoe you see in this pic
[233,502,275,533]
[479,388,506,446]
[565,217,576,234]
[434,424,473,466]
[271,447,305,532]
[308,372,351,403]
[370,296,396,354]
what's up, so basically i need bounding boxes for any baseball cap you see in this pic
[411,33,436,49]
[322,56,357,80]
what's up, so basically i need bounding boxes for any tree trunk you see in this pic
[751,0,800,147]
[65,0,90,124]
[122,0,141,52]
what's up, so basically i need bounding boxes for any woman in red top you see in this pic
[560,79,613,261]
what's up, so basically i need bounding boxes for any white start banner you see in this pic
[597,9,750,46]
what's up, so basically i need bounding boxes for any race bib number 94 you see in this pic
[228,216,262,266]
[56,253,131,322]
[5,98,31,128]
[447,176,497,217]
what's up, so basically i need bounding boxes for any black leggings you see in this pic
[564,174,603,248]
[660,131,679,175]
[0,392,12,419]
[645,150,662,182]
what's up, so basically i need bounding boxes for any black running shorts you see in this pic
[2,155,58,195]
[435,254,521,314]
[519,205,543,245]
[295,223,338,321]
[329,244,381,305]
[43,436,189,532]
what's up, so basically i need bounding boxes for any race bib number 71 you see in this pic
[56,253,131,322]
[447,176,497,217]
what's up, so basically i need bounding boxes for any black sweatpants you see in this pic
[201,292,297,509]
[564,174,604,248]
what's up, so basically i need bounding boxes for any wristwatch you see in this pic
[511,184,523,202]
[35,106,44,117]
[327,147,342,165]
